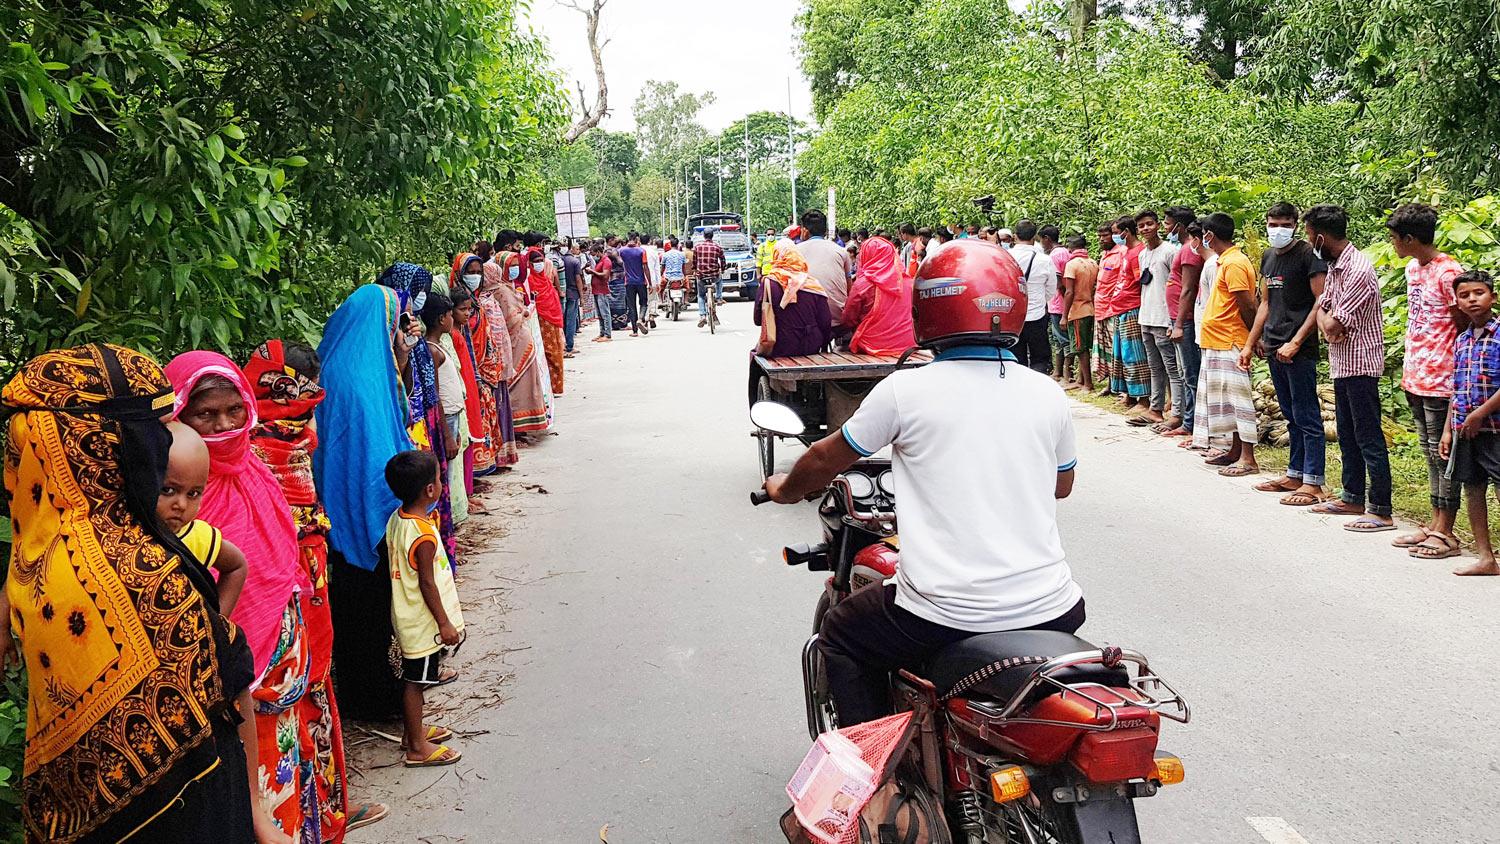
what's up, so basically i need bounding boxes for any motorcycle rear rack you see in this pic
[961,649,1190,731]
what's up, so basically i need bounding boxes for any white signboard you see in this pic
[827,187,837,233]
[553,186,590,239]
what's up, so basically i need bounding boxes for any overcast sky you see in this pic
[525,0,815,132]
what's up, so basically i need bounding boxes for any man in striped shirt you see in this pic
[1308,204,1393,532]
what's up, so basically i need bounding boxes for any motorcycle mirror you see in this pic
[751,401,805,437]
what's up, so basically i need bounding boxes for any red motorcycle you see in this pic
[752,403,1190,844]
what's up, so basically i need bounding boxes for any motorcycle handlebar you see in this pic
[750,489,773,506]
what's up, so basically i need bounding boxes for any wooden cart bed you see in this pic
[755,350,932,389]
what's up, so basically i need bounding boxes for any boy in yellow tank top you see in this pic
[383,449,466,768]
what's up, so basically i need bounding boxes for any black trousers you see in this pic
[626,284,649,331]
[819,583,1085,725]
[1334,375,1392,516]
[1016,317,1052,374]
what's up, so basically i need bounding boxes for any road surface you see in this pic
[351,302,1500,844]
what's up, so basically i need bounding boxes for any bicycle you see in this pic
[696,277,720,334]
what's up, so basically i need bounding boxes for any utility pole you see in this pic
[787,78,797,223]
[717,135,724,211]
[698,157,704,215]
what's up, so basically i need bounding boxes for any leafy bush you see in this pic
[0,664,20,844]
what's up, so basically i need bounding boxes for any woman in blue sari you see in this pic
[316,283,414,719]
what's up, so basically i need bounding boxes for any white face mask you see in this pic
[1266,225,1295,250]
[463,273,482,290]
[411,291,427,312]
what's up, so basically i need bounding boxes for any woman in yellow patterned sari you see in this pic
[0,344,256,844]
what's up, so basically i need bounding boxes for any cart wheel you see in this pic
[757,376,776,480]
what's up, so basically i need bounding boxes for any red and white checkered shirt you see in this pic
[1320,243,1385,379]
[693,240,725,280]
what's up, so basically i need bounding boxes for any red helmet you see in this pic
[913,239,1026,349]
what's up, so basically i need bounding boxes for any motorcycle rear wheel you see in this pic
[807,591,838,738]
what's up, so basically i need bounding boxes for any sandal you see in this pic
[1343,516,1396,533]
[400,725,454,749]
[1279,491,1322,506]
[404,744,462,768]
[1409,533,1461,559]
[1309,501,1364,516]
[1218,464,1259,477]
[1204,450,1234,466]
[1254,479,1297,493]
[346,802,390,832]
[1391,527,1431,548]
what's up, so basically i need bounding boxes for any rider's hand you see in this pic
[765,473,795,504]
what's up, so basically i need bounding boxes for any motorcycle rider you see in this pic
[764,239,1085,726]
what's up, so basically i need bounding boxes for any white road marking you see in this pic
[1247,817,1312,844]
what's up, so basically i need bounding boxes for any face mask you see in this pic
[425,498,440,515]
[532,262,546,273]
[1112,234,1126,247]
[463,273,482,290]
[508,266,521,281]
[1311,236,1325,260]
[1266,226,1295,250]
[411,291,427,311]
[1168,231,1181,245]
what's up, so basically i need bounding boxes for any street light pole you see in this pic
[744,117,751,230]
[787,77,798,223]
[698,157,704,215]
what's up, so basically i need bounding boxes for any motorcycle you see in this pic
[750,402,1190,844]
[667,278,686,321]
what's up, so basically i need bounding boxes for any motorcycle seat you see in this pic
[924,630,1129,705]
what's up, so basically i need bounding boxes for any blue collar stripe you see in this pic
[934,345,1018,363]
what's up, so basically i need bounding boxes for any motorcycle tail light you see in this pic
[1069,727,1158,783]
[989,765,1031,804]
[1153,753,1185,786]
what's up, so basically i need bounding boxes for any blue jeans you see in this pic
[564,295,580,351]
[1268,355,1326,486]
[1334,375,1391,516]
[1175,320,1201,432]
[593,294,613,337]
[696,279,722,317]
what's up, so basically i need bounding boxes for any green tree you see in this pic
[632,80,714,168]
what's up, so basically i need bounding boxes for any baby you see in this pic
[158,421,247,613]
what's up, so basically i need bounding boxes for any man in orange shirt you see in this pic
[1060,234,1099,391]
[1195,212,1260,476]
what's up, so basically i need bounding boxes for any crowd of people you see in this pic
[0,231,576,843]
[817,202,1498,577]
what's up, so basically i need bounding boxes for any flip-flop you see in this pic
[1218,464,1259,477]
[1126,416,1155,427]
[1204,451,1235,466]
[400,725,455,749]
[346,802,390,831]
[433,668,459,687]
[1280,491,1321,506]
[1309,501,1363,516]
[1344,516,1396,533]
[1391,528,1431,548]
[1254,479,1297,493]
[1409,533,1462,559]
[404,744,462,768]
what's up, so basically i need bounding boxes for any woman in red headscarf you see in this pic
[243,341,390,839]
[842,235,916,356]
[167,351,322,843]
[516,241,566,396]
[497,250,554,432]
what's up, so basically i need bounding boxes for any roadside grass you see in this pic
[1068,386,1500,547]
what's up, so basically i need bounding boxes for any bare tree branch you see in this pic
[560,0,609,143]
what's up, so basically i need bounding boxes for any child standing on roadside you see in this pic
[384,449,468,766]
[1441,271,1500,577]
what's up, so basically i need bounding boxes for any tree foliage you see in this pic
[0,0,567,360]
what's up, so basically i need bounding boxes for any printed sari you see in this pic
[3,344,254,844]
[376,264,457,561]
[166,351,320,842]
[244,340,349,842]
[475,260,521,466]
[493,256,552,433]
[524,246,566,395]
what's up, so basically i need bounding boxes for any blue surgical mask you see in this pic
[426,499,440,515]
[1168,231,1181,245]
[412,291,427,311]
[508,266,520,281]
[1112,234,1126,247]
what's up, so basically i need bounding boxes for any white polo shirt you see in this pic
[841,349,1082,632]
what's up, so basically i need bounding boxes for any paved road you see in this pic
[353,302,1500,844]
